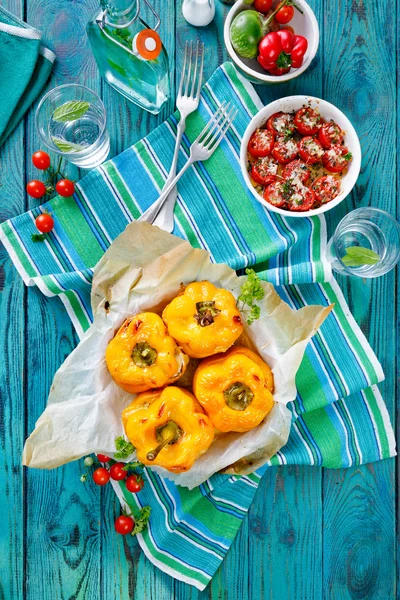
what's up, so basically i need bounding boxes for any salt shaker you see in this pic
[182,0,215,27]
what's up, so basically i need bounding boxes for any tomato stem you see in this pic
[263,0,303,30]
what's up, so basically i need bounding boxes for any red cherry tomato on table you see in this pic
[266,112,295,136]
[294,107,322,136]
[35,213,54,233]
[322,146,352,173]
[109,462,127,481]
[312,175,341,204]
[56,179,75,197]
[97,454,111,463]
[26,180,46,198]
[271,137,298,164]
[275,2,295,24]
[250,156,279,186]
[247,128,275,158]
[282,159,311,184]
[298,136,324,164]
[32,151,51,170]
[253,0,273,12]
[318,122,344,149]
[126,474,145,493]
[93,467,110,486]
[115,515,134,535]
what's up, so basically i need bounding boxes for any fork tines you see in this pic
[196,102,238,150]
[178,40,205,101]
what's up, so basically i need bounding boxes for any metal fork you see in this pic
[139,102,238,226]
[139,41,204,232]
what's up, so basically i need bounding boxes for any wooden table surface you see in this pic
[0,0,398,598]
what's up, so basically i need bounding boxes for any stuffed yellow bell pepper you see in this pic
[162,281,243,359]
[122,386,214,472]
[106,312,188,394]
[193,346,274,433]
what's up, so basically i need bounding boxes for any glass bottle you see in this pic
[87,0,170,114]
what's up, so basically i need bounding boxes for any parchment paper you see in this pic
[23,222,332,489]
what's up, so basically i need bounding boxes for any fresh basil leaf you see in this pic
[31,233,46,242]
[52,136,85,153]
[53,100,90,123]
[342,246,380,267]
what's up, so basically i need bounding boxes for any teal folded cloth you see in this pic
[0,6,55,146]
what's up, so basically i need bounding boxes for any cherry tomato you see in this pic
[311,175,341,204]
[318,122,344,149]
[275,2,294,24]
[35,213,54,233]
[109,462,127,481]
[271,138,298,164]
[32,151,51,170]
[253,0,273,12]
[250,156,279,186]
[26,180,46,198]
[247,128,275,158]
[56,179,75,197]
[282,25,295,35]
[282,159,311,184]
[288,187,316,212]
[298,136,324,164]
[93,467,110,486]
[322,145,352,173]
[294,107,322,136]
[266,112,295,136]
[263,181,287,208]
[126,474,145,493]
[115,515,134,535]
[97,454,111,463]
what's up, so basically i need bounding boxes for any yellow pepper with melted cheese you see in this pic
[162,281,243,359]
[193,346,274,433]
[122,386,215,472]
[106,312,188,394]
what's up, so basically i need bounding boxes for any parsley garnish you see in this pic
[343,152,352,161]
[281,180,294,201]
[131,506,151,536]
[31,233,46,242]
[237,268,265,325]
[283,128,294,142]
[115,436,135,459]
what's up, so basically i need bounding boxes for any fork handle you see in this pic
[151,119,186,231]
[139,155,193,225]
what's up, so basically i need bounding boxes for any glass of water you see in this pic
[327,207,400,278]
[36,84,110,169]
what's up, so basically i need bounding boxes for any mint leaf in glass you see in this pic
[53,100,90,123]
[52,136,85,153]
[341,246,380,267]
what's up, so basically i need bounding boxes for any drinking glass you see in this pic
[36,84,110,169]
[327,208,400,278]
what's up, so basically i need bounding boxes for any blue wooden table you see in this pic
[0,0,397,598]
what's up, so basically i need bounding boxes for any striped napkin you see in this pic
[0,63,395,590]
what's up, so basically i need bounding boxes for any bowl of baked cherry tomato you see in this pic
[224,0,319,83]
[240,96,361,217]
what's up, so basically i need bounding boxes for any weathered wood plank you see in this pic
[22,1,102,598]
[321,0,397,597]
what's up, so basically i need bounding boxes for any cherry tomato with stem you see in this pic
[35,213,54,233]
[115,515,134,535]
[109,462,127,481]
[253,0,272,12]
[126,474,145,493]
[97,454,111,463]
[275,2,294,24]
[32,151,51,171]
[26,180,46,198]
[93,467,111,486]
[56,179,75,197]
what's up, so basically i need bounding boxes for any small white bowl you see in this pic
[224,0,319,84]
[240,96,362,218]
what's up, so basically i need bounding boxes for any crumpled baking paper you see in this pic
[23,221,332,489]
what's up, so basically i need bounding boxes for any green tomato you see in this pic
[230,10,263,59]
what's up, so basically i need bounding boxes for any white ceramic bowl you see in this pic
[240,96,362,218]
[224,0,319,84]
